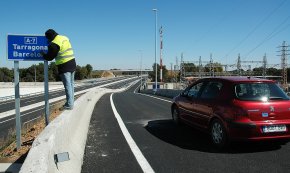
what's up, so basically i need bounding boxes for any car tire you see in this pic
[172,106,181,125]
[210,119,228,149]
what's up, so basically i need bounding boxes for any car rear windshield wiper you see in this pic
[268,96,286,100]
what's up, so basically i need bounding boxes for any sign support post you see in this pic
[44,60,50,125]
[14,61,21,150]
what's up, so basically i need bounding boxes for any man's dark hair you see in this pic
[45,29,58,41]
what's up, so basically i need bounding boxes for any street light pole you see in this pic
[153,8,158,92]
[139,50,143,90]
[34,64,36,84]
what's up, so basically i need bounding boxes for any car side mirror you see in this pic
[180,91,188,97]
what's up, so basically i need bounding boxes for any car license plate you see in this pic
[262,125,287,133]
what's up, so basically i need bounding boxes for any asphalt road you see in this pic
[82,82,290,173]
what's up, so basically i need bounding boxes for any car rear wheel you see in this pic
[210,119,228,148]
[172,106,181,125]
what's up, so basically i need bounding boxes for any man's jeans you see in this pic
[60,71,75,109]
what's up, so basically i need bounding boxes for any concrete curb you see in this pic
[19,87,109,173]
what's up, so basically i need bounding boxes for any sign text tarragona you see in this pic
[12,44,48,58]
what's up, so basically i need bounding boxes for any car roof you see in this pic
[199,76,275,83]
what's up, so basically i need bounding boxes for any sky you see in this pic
[0,0,290,71]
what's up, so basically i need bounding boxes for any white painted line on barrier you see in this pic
[133,83,141,93]
[133,82,172,103]
[110,94,155,173]
[23,115,41,125]
[0,117,14,124]
[136,93,172,103]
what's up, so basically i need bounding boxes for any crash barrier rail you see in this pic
[0,82,99,102]
[0,87,64,102]
[0,77,122,102]
[19,79,139,173]
[140,89,182,99]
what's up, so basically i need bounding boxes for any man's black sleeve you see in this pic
[43,43,60,61]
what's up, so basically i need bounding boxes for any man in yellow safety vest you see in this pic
[41,29,76,110]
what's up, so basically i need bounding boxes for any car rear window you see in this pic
[235,83,289,101]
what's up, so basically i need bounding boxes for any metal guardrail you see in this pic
[0,78,127,102]
[0,87,64,102]
[0,95,15,101]
[140,89,182,99]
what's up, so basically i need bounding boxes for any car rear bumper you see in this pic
[226,120,290,141]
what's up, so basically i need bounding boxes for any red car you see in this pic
[171,76,290,148]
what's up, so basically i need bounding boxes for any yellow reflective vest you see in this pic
[52,35,75,65]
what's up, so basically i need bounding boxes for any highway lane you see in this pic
[82,82,290,173]
[0,76,128,113]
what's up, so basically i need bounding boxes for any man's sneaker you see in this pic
[59,105,73,111]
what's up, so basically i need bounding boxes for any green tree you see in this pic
[204,62,223,73]
[1,63,95,82]
[35,63,44,82]
[0,67,13,82]
[85,64,93,78]
[48,62,60,81]
[75,65,88,80]
[149,63,169,82]
[287,68,290,83]
[268,67,281,76]
[183,63,197,73]
[252,67,262,76]
[19,68,28,82]
[25,65,37,82]
[81,67,88,79]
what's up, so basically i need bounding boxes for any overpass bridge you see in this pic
[111,69,152,76]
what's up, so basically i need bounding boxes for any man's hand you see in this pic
[40,51,46,57]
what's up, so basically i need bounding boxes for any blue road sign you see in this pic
[7,35,48,61]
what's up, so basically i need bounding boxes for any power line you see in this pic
[277,41,289,90]
[193,1,244,45]
[223,0,287,59]
[244,14,290,58]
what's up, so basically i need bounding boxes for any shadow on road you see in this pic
[144,119,287,154]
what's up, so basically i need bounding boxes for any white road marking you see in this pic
[0,100,14,106]
[0,107,44,124]
[26,99,36,103]
[110,94,155,173]
[0,102,59,124]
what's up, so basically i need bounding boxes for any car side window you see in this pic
[200,82,222,99]
[186,82,204,98]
